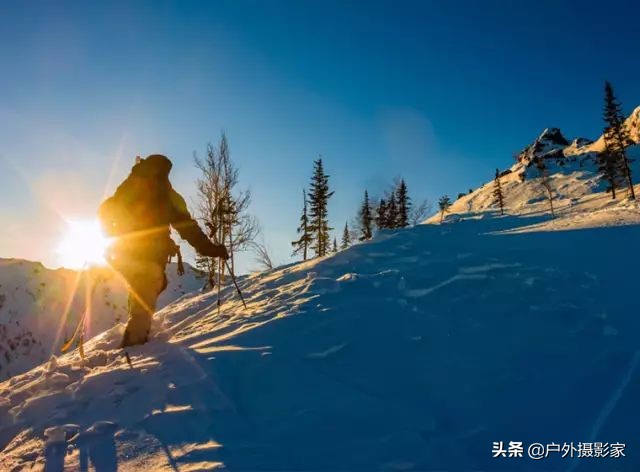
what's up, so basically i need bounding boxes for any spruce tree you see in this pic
[333,237,338,253]
[291,189,312,260]
[603,81,635,200]
[341,222,351,249]
[359,190,373,240]
[307,158,334,257]
[396,179,411,227]
[386,190,398,229]
[597,138,623,199]
[493,168,505,215]
[438,195,451,224]
[376,198,387,229]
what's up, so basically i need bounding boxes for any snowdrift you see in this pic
[2,212,640,470]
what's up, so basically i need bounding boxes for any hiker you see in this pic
[98,154,228,347]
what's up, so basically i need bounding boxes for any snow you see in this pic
[2,204,640,470]
[3,115,640,470]
[0,261,205,380]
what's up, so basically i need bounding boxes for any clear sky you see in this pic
[1,0,639,272]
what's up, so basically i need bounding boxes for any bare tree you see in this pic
[410,198,432,225]
[250,239,274,272]
[195,132,259,282]
[533,156,555,218]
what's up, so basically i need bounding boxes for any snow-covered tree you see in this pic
[603,81,635,200]
[493,168,505,215]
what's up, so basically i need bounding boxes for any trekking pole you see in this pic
[223,259,247,309]
[216,259,221,316]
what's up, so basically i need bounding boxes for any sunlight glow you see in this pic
[56,219,111,270]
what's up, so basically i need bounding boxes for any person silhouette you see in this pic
[99,154,228,347]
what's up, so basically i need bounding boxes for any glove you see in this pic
[202,243,229,260]
[217,244,229,260]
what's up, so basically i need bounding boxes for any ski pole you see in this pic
[217,258,221,316]
[223,259,247,309]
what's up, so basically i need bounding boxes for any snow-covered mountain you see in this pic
[2,109,640,470]
[0,260,205,380]
[584,105,640,153]
[430,124,640,230]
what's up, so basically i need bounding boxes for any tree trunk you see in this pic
[622,159,636,200]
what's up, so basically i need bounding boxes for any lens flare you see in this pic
[56,219,110,269]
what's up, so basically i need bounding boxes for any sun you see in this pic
[56,219,111,270]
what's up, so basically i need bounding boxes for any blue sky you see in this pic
[1,0,639,271]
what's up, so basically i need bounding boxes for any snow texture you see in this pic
[0,261,205,380]
[2,118,640,470]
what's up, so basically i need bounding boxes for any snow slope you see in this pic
[583,105,640,153]
[3,110,640,470]
[1,212,640,471]
[430,128,640,230]
[0,260,205,380]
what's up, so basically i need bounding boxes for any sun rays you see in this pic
[56,219,111,270]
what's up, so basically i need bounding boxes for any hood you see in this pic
[132,154,173,179]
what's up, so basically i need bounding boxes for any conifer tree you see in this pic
[307,158,334,257]
[375,198,387,229]
[438,195,451,224]
[291,189,312,260]
[341,222,351,249]
[386,190,398,229]
[597,138,623,199]
[396,179,411,227]
[493,168,505,215]
[603,81,635,200]
[358,190,373,240]
[333,237,338,253]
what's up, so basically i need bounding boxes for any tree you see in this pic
[333,237,338,253]
[603,81,635,200]
[493,168,505,215]
[396,179,411,228]
[375,198,387,229]
[358,190,373,240]
[341,222,351,249]
[409,199,432,225]
[195,132,258,285]
[597,138,623,199]
[438,195,451,224]
[307,158,334,257]
[533,156,555,218]
[386,190,398,229]
[250,238,274,272]
[292,189,312,260]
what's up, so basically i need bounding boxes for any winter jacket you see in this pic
[99,155,223,263]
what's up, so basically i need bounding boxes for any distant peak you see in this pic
[536,128,569,146]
